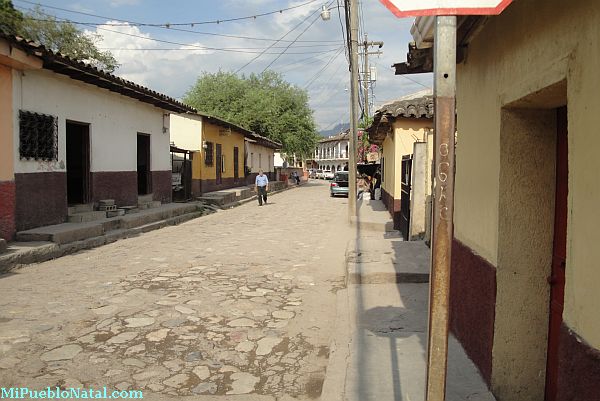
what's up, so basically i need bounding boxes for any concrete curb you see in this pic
[347,271,430,284]
[320,287,350,401]
[0,210,209,273]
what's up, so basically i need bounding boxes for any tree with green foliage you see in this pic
[184,70,320,159]
[0,1,118,72]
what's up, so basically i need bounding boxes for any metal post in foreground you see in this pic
[426,15,457,401]
[347,0,359,219]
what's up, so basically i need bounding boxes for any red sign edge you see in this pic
[379,0,513,17]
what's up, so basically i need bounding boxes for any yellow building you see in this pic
[170,113,280,196]
[399,1,600,400]
[368,94,434,239]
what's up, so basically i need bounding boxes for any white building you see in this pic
[314,131,349,171]
[0,33,193,239]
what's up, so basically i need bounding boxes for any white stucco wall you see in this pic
[12,69,171,174]
[274,152,284,167]
[247,142,274,173]
[170,113,202,152]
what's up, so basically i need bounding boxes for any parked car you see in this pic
[330,171,349,197]
[315,169,324,179]
[309,169,317,179]
[324,170,335,180]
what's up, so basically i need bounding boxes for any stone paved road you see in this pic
[0,180,352,399]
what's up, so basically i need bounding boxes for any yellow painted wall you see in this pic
[198,122,245,181]
[389,119,432,200]
[0,64,13,181]
[454,0,600,355]
[381,135,395,197]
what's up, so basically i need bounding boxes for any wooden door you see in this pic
[234,146,239,182]
[216,144,222,185]
[400,154,412,237]
[545,106,568,401]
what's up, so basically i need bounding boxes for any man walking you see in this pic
[255,170,269,206]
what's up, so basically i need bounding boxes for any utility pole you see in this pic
[359,34,383,121]
[426,15,457,401]
[347,0,359,219]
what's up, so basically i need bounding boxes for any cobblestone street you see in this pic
[0,181,352,399]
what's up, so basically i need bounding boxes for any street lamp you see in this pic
[321,1,359,220]
[320,5,331,21]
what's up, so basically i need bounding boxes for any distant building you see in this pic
[314,131,349,172]
[367,95,434,239]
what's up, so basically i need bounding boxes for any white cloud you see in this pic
[109,0,141,7]
[88,1,432,130]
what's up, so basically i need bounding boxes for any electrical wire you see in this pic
[18,6,339,56]
[335,0,348,63]
[18,15,342,44]
[371,59,432,89]
[235,1,330,74]
[14,0,321,27]
[261,6,330,74]
[303,46,344,89]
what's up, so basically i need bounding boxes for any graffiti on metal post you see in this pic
[437,143,450,221]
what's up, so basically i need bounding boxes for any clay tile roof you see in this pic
[1,32,195,114]
[377,94,434,119]
[367,95,434,145]
[319,129,350,143]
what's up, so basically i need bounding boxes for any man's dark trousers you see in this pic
[257,186,268,205]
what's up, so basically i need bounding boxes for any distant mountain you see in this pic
[319,122,350,138]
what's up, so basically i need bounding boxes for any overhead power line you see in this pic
[18,7,340,56]
[261,9,326,73]
[98,47,341,55]
[14,0,321,27]
[236,1,333,74]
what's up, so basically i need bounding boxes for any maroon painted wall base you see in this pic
[381,187,402,230]
[15,172,67,231]
[556,323,600,401]
[200,177,244,193]
[91,171,137,206]
[0,180,16,240]
[450,238,497,385]
[152,170,172,204]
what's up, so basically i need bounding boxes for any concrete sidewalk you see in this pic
[321,195,495,401]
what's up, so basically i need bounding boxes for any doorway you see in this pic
[400,154,412,237]
[216,143,222,185]
[66,121,90,205]
[233,146,239,183]
[137,134,151,195]
[544,106,568,401]
[494,90,566,399]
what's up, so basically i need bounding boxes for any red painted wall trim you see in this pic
[450,238,496,385]
[556,323,600,401]
[0,181,16,240]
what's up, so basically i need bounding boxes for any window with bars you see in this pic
[204,141,214,165]
[19,110,58,161]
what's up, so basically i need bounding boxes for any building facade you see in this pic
[314,131,349,172]
[368,95,434,236]
[400,1,600,400]
[170,113,280,195]
[0,33,192,240]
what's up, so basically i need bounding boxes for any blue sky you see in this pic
[13,0,432,130]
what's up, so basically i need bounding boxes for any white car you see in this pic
[315,169,324,179]
[324,170,335,180]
